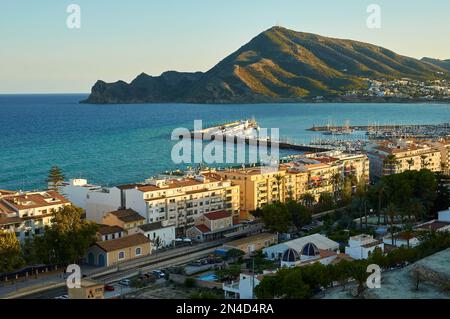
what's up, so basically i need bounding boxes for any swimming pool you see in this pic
[197,273,218,282]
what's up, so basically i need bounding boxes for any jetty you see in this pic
[189,120,329,153]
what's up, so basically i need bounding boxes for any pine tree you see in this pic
[47,166,65,190]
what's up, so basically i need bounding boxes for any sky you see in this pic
[0,0,449,94]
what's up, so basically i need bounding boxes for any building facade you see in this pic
[214,151,369,218]
[124,174,240,234]
[0,191,71,242]
[367,139,442,179]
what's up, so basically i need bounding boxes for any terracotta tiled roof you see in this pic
[2,191,70,210]
[95,234,150,252]
[97,224,124,235]
[108,209,145,223]
[0,216,22,225]
[416,221,450,231]
[139,221,174,232]
[195,224,211,233]
[204,210,231,221]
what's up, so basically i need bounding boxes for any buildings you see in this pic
[415,208,450,233]
[345,234,384,260]
[68,279,104,299]
[429,139,450,174]
[0,190,71,242]
[214,151,369,219]
[223,233,278,255]
[366,139,442,179]
[263,233,339,262]
[135,221,176,249]
[86,233,151,267]
[124,174,240,234]
[96,225,125,242]
[222,272,264,299]
[102,209,146,232]
[383,231,421,248]
[186,210,238,242]
[60,179,122,223]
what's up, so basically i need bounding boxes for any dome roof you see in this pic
[281,248,300,263]
[301,242,320,257]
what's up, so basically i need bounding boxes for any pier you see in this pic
[189,120,329,153]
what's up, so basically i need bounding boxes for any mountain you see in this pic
[82,26,449,104]
[421,57,450,72]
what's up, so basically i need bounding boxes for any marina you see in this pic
[309,121,450,139]
[190,119,330,153]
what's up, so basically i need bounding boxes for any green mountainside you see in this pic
[82,26,448,104]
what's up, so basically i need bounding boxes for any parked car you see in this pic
[152,270,165,279]
[118,279,131,286]
[104,285,115,292]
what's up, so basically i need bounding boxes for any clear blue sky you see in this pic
[1,0,449,93]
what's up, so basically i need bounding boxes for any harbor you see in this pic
[308,121,450,139]
[190,119,330,153]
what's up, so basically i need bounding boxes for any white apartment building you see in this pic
[223,273,263,299]
[366,139,442,179]
[0,191,71,242]
[345,234,384,260]
[60,179,122,223]
[124,173,240,233]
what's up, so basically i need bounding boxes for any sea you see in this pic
[1,94,449,191]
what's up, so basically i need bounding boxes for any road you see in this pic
[16,240,225,299]
[21,245,218,299]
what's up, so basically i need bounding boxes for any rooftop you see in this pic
[97,224,124,235]
[95,234,150,252]
[139,221,174,232]
[107,209,145,223]
[224,232,277,247]
[203,210,231,221]
[1,191,70,210]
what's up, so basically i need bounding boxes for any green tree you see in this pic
[215,264,242,282]
[260,202,292,233]
[281,268,311,299]
[47,166,65,190]
[254,274,283,299]
[385,203,398,246]
[30,205,98,265]
[351,260,369,296]
[341,176,353,204]
[433,172,450,213]
[383,155,400,175]
[300,193,315,208]
[0,231,25,273]
[285,200,311,229]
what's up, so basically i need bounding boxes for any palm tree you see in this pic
[300,193,315,208]
[406,158,415,171]
[374,182,386,225]
[402,223,415,248]
[332,172,342,201]
[384,203,398,246]
[383,155,400,175]
[274,174,284,202]
[420,155,429,169]
[407,198,425,222]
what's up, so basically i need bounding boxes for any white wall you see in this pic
[85,187,122,223]
[439,209,450,222]
[142,226,176,249]
[124,188,148,220]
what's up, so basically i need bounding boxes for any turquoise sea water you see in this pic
[0,94,449,190]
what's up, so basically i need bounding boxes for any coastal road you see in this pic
[20,246,219,299]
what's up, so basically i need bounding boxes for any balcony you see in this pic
[223,281,240,294]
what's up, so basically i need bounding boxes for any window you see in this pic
[135,247,141,256]
[118,251,125,260]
